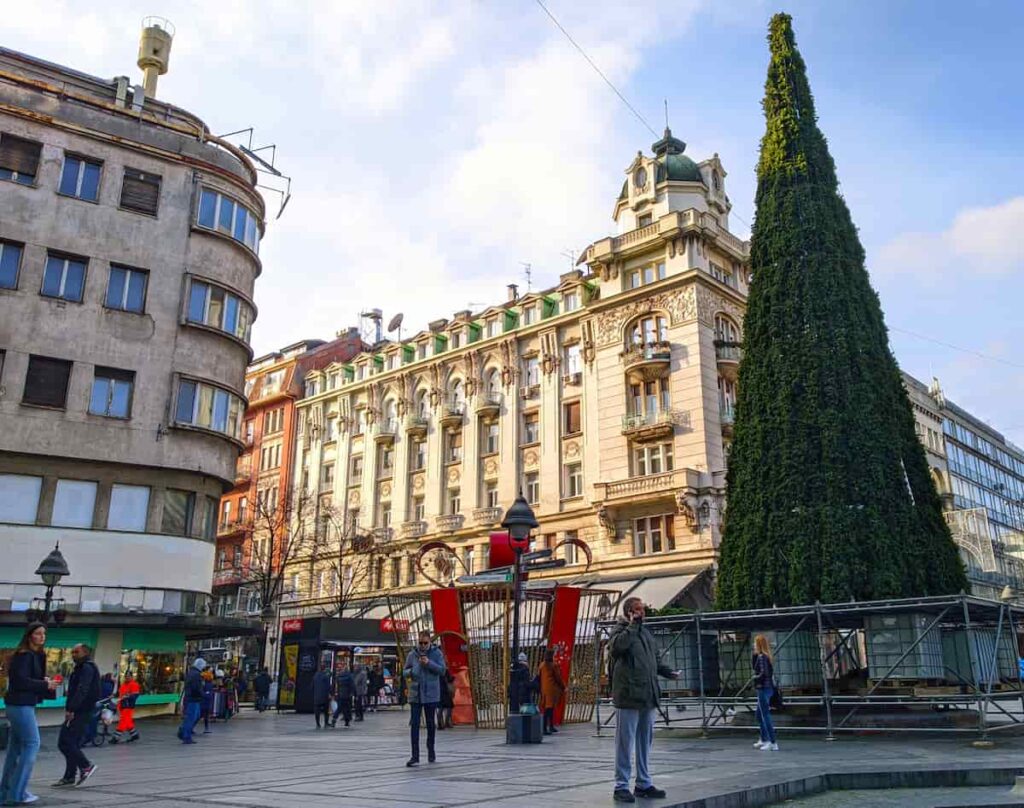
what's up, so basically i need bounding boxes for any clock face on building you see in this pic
[634,166,647,189]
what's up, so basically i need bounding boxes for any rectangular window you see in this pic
[0,133,42,185]
[324,416,336,441]
[162,489,195,536]
[522,306,535,325]
[23,355,72,409]
[89,366,134,418]
[564,530,578,565]
[186,279,253,342]
[523,412,539,444]
[525,472,540,506]
[105,265,148,313]
[413,495,425,522]
[486,481,499,509]
[51,481,95,528]
[565,463,583,498]
[0,474,42,524]
[353,409,365,435]
[463,546,475,574]
[637,213,653,228]
[417,342,428,360]
[407,555,417,586]
[378,444,394,476]
[108,484,150,532]
[633,514,676,556]
[450,331,461,349]
[391,558,401,588]
[563,400,581,434]
[174,379,244,438]
[484,422,500,455]
[446,431,463,464]
[350,456,364,484]
[58,154,102,202]
[486,319,500,339]
[447,488,461,515]
[120,169,161,215]
[0,240,24,289]
[523,357,539,386]
[41,253,86,302]
[411,438,426,471]
[321,463,334,489]
[627,269,641,289]
[634,442,674,476]
[563,344,581,375]
[563,291,579,312]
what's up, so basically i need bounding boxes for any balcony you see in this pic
[372,527,394,544]
[234,459,252,483]
[473,506,503,526]
[212,567,244,587]
[217,519,246,536]
[621,341,672,382]
[435,514,465,533]
[594,469,689,505]
[720,404,735,437]
[715,339,742,381]
[374,419,398,444]
[401,520,428,539]
[621,409,678,442]
[439,402,465,430]
[475,393,502,419]
[405,415,429,437]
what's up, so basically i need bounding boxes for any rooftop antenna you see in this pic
[520,262,532,292]
[359,309,383,346]
[560,249,577,270]
[664,98,669,129]
[387,312,404,343]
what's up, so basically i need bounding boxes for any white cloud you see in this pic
[877,196,1024,278]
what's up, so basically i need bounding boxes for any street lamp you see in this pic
[27,543,70,624]
[501,493,538,683]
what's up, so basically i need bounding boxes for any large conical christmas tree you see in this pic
[715,14,966,609]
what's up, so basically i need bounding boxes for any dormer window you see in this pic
[357,364,367,380]
[563,291,580,313]
[637,213,653,228]
[387,354,397,370]
[522,306,536,326]
[306,378,320,397]
[450,330,461,349]
[486,319,500,339]
[417,342,428,360]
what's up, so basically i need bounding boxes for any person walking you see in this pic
[0,622,52,806]
[112,670,141,743]
[235,670,248,711]
[312,664,332,729]
[437,670,455,730]
[84,673,116,745]
[253,668,271,713]
[369,665,384,712]
[200,670,215,733]
[508,652,532,714]
[352,664,368,721]
[178,658,207,744]
[609,597,680,803]
[538,649,566,736]
[330,659,354,727]
[53,643,101,788]
[752,634,779,752]
[403,630,445,767]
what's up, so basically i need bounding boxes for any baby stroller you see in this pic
[87,696,118,747]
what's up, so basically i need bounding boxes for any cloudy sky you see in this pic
[5,1,1023,443]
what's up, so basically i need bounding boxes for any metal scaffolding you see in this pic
[594,594,1024,740]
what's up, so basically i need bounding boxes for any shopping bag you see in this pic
[329,698,338,714]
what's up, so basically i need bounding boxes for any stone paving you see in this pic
[9,707,1024,807]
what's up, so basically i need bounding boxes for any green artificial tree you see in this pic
[715,14,966,609]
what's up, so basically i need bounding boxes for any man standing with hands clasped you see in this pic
[403,630,445,767]
[609,597,680,803]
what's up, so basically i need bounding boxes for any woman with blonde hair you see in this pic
[752,634,778,751]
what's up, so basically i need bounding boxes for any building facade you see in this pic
[282,129,749,619]
[0,38,266,718]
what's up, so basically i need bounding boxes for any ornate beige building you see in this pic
[284,129,750,615]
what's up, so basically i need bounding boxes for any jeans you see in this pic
[0,704,40,804]
[179,701,201,742]
[409,702,437,759]
[58,716,92,779]
[614,707,655,791]
[755,687,777,744]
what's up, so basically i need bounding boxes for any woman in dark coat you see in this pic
[1,622,51,805]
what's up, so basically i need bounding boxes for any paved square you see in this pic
[11,708,1024,807]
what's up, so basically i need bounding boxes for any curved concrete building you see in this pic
[0,43,263,717]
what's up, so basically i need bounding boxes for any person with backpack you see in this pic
[752,634,779,751]
[608,597,680,804]
[52,643,101,788]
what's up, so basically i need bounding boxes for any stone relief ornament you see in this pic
[379,482,391,500]
[484,459,499,478]
[349,490,361,507]
[593,286,697,347]
[564,440,581,458]
[523,450,539,469]
[412,474,425,491]
[696,285,745,329]
[675,491,698,532]
[447,468,460,484]
[597,505,616,535]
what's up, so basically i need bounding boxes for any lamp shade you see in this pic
[501,493,539,550]
[35,545,70,586]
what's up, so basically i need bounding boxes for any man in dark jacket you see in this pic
[508,652,532,714]
[331,659,354,727]
[312,664,333,728]
[178,657,207,744]
[403,631,446,767]
[253,668,272,712]
[53,644,100,787]
[608,597,679,803]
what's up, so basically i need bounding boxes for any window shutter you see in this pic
[0,134,42,177]
[24,356,72,408]
[120,169,161,214]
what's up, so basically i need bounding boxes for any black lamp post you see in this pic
[28,543,70,624]
[501,493,538,682]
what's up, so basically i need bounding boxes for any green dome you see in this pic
[657,153,703,183]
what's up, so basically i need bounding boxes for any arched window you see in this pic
[449,378,464,411]
[485,368,501,399]
[714,314,739,343]
[414,388,429,419]
[718,376,736,418]
[628,315,668,347]
[383,398,397,429]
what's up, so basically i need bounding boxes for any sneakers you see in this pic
[753,739,765,748]
[52,777,76,787]
[613,789,636,803]
[406,757,419,767]
[760,742,779,751]
[634,785,667,798]
[77,765,98,786]
[18,795,39,804]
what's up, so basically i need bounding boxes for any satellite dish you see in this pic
[387,313,404,333]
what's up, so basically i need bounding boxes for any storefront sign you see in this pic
[380,618,410,633]
[282,618,304,634]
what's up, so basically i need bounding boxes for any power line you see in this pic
[534,0,659,139]
[890,327,1024,371]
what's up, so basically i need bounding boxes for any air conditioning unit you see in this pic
[562,372,582,385]
[519,386,537,399]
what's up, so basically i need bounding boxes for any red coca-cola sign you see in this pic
[282,618,304,634]
[380,618,410,633]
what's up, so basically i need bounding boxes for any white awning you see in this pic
[586,569,708,613]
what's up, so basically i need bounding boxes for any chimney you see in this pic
[507,283,519,302]
[137,17,175,98]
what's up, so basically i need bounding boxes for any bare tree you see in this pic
[299,505,382,619]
